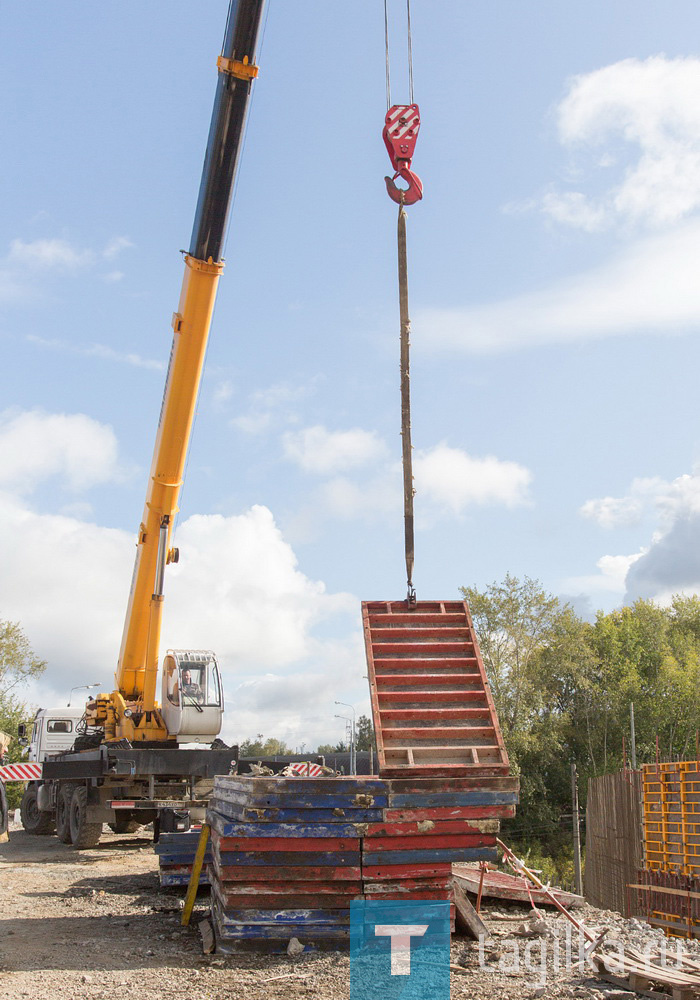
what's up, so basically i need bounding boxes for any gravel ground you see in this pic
[0,822,694,999]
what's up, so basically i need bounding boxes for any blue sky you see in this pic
[4,2,700,748]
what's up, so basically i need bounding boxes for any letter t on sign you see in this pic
[374,924,428,975]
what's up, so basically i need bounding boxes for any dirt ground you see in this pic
[0,822,672,1000]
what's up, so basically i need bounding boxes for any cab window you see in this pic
[46,720,73,734]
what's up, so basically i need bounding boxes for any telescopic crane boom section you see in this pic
[90,0,265,743]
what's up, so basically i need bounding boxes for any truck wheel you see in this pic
[20,784,55,835]
[69,786,102,849]
[108,814,141,834]
[56,784,74,844]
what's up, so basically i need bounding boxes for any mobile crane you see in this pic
[18,0,265,847]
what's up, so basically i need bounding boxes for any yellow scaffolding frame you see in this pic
[643,762,700,875]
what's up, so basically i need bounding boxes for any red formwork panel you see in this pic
[362,600,510,777]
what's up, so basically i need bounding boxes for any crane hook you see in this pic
[384,166,423,206]
[383,104,423,206]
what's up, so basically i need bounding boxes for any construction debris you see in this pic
[454,862,585,909]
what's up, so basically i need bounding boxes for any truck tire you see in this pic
[56,784,74,844]
[69,786,102,849]
[20,784,55,835]
[109,814,141,835]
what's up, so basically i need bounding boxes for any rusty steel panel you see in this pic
[362,600,510,777]
[213,861,362,881]
[362,833,495,851]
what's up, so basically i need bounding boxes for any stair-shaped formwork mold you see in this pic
[362,600,510,778]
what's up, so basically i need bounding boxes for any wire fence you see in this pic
[585,769,643,916]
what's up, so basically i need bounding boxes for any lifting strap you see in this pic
[397,197,416,606]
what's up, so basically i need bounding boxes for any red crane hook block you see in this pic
[383,103,423,205]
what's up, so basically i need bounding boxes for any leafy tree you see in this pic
[317,741,348,754]
[355,714,375,752]
[0,621,47,809]
[461,578,700,868]
[0,621,46,697]
[239,735,292,757]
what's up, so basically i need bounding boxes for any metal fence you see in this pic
[584,769,643,916]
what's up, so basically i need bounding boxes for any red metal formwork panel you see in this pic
[362,600,510,777]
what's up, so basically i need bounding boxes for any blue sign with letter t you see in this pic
[350,900,450,1000]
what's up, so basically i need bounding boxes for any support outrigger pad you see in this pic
[362,600,511,778]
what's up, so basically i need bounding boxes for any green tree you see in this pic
[0,621,47,809]
[239,735,292,757]
[0,621,46,697]
[317,741,348,754]
[355,714,375,752]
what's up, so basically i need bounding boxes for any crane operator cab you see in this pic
[161,649,224,743]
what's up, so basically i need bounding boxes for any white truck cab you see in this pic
[27,707,85,762]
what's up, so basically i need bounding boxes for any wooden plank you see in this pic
[452,879,489,940]
[181,823,210,927]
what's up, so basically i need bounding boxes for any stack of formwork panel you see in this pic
[362,775,514,913]
[155,828,212,887]
[207,775,378,951]
[204,598,518,951]
[206,770,517,951]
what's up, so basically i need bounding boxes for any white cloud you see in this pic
[164,506,354,670]
[316,470,399,522]
[27,334,164,371]
[564,550,646,596]
[283,425,387,475]
[578,469,700,603]
[414,443,532,512]
[547,56,700,230]
[437,56,700,355]
[0,409,125,494]
[581,472,700,532]
[0,409,361,741]
[102,236,133,259]
[212,380,234,406]
[580,495,643,529]
[231,381,314,435]
[419,217,700,353]
[0,235,133,304]
[7,238,95,270]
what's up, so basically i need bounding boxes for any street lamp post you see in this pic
[335,701,356,775]
[67,683,102,707]
[334,714,354,774]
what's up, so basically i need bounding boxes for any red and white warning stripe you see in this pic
[288,761,324,777]
[0,762,42,782]
[385,104,420,141]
